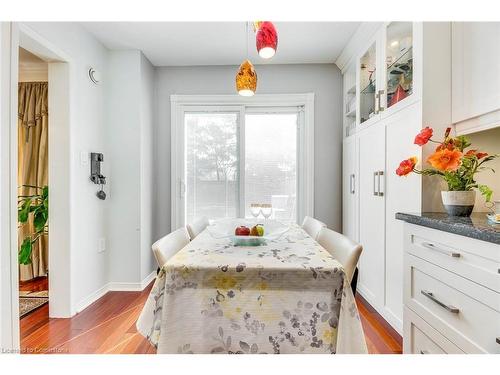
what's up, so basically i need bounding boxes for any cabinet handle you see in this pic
[496,337,500,345]
[421,242,461,258]
[378,90,385,112]
[350,174,356,194]
[373,172,379,196]
[420,350,429,354]
[377,170,384,196]
[421,290,459,314]
[374,92,379,115]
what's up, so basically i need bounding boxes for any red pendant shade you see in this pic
[256,21,278,59]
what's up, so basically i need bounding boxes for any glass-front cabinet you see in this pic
[346,22,416,133]
[359,42,378,124]
[384,22,413,110]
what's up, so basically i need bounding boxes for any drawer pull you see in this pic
[420,350,429,354]
[497,337,500,345]
[421,242,461,258]
[421,290,460,314]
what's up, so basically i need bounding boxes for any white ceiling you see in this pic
[81,22,360,67]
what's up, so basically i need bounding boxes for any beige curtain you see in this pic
[18,82,48,281]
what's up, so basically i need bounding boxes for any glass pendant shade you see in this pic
[256,21,278,59]
[236,59,257,96]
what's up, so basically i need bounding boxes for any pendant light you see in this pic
[255,21,278,59]
[236,22,257,96]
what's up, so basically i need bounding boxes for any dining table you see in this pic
[136,222,368,354]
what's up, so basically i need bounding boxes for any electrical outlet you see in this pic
[98,238,106,253]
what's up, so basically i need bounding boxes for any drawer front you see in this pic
[406,226,500,293]
[405,254,500,353]
[404,307,464,354]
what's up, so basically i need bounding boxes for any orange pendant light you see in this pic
[236,59,257,97]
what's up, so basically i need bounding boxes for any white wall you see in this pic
[140,53,156,280]
[154,64,343,238]
[106,50,156,285]
[20,22,110,313]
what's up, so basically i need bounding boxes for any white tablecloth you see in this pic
[137,224,367,354]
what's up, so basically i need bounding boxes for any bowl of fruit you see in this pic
[207,219,289,246]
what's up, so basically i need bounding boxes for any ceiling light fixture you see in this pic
[236,22,257,96]
[255,21,278,59]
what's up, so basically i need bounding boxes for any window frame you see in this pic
[171,94,315,229]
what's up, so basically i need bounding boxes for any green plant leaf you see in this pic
[478,184,493,202]
[18,197,32,223]
[19,237,32,265]
[33,209,48,232]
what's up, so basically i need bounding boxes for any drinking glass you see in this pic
[250,203,261,218]
[261,204,273,220]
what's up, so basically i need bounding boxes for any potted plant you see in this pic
[18,185,48,264]
[396,127,498,216]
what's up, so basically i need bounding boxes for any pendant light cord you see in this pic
[246,21,249,59]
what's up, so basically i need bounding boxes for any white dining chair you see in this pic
[186,216,209,240]
[317,227,363,287]
[301,216,327,240]
[152,227,190,268]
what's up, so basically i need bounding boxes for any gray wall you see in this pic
[154,64,343,239]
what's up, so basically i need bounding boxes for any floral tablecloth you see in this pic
[136,224,367,354]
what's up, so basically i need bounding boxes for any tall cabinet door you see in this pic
[357,124,386,309]
[342,136,358,241]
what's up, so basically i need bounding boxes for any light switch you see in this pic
[80,151,89,166]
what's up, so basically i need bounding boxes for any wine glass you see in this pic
[250,203,261,219]
[261,204,273,220]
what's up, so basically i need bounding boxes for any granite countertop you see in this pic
[395,212,500,245]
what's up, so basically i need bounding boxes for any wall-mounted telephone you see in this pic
[90,152,106,200]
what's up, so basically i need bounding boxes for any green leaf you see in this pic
[19,237,32,265]
[478,184,493,202]
[42,185,48,199]
[18,197,32,223]
[33,209,48,232]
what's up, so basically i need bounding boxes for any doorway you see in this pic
[17,47,50,321]
[0,23,73,350]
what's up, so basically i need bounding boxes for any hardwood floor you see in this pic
[20,281,401,354]
[19,276,49,292]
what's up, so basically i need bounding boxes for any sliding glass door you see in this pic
[180,105,301,226]
[184,112,240,224]
[244,112,297,223]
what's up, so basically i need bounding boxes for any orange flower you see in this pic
[396,157,418,176]
[414,127,433,146]
[477,152,488,159]
[465,150,488,159]
[427,149,462,171]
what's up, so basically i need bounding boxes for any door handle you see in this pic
[378,90,385,112]
[421,242,461,258]
[377,170,384,196]
[421,290,459,314]
[373,172,379,196]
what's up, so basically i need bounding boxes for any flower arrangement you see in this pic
[396,127,498,203]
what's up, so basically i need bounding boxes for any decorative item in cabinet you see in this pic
[386,22,413,108]
[359,43,377,124]
[345,83,357,137]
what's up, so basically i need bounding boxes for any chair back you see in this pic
[301,216,326,240]
[317,227,363,284]
[152,227,190,268]
[186,216,210,240]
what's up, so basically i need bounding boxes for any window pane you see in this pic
[245,113,297,223]
[185,113,239,224]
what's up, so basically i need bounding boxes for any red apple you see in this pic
[235,226,250,236]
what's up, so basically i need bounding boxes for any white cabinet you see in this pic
[340,22,452,333]
[403,223,500,354]
[452,22,500,131]
[357,124,386,309]
[342,136,357,242]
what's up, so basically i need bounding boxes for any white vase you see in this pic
[441,190,476,216]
